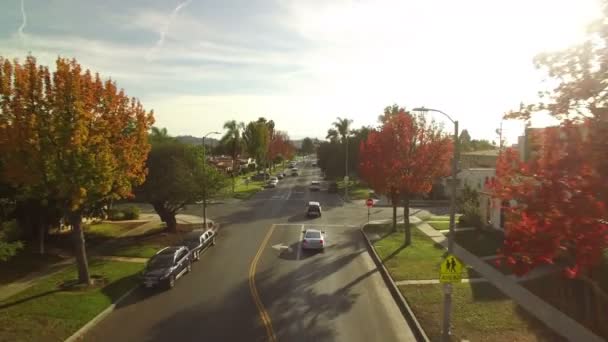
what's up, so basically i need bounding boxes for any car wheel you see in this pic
[195,251,200,261]
[187,262,192,273]
[167,275,176,289]
[212,237,216,246]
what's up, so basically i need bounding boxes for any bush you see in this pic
[0,220,23,261]
[458,185,483,228]
[122,206,140,220]
[107,209,125,221]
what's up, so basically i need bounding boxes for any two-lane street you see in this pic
[84,160,415,341]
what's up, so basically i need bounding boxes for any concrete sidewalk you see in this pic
[412,216,604,342]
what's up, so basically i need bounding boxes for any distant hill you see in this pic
[175,135,219,147]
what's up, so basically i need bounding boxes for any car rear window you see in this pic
[308,206,320,213]
[305,231,321,239]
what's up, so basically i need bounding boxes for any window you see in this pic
[305,231,321,239]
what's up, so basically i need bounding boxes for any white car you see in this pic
[269,176,279,183]
[306,201,322,217]
[309,181,321,191]
[266,179,279,188]
[302,229,326,250]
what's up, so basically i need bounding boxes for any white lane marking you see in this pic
[296,225,304,260]
[275,223,357,228]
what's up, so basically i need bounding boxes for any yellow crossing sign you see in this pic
[440,254,464,283]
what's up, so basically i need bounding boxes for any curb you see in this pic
[360,227,430,342]
[64,285,139,342]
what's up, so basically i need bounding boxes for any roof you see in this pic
[308,201,320,206]
[184,229,208,238]
[461,150,500,156]
[156,246,181,255]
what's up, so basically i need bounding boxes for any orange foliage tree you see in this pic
[0,56,154,284]
[360,108,452,244]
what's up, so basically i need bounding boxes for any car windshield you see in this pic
[184,237,200,245]
[305,231,321,239]
[308,206,320,213]
[147,256,173,270]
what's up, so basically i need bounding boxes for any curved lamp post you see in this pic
[202,131,221,228]
[413,107,459,342]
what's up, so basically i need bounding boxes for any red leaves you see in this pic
[359,109,452,198]
[491,120,608,278]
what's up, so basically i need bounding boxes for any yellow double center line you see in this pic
[248,224,278,342]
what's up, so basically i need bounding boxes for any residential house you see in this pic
[460,149,499,169]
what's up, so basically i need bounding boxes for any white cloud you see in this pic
[146,0,192,60]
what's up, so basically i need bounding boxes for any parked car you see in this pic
[306,201,322,217]
[269,176,279,182]
[251,172,270,181]
[183,229,216,261]
[311,162,317,167]
[302,229,326,250]
[328,182,338,193]
[310,181,321,191]
[277,173,284,180]
[141,246,191,290]
[291,168,299,176]
[266,179,278,188]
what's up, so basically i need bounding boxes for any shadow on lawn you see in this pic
[0,289,62,309]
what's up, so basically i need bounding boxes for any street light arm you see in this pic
[412,107,456,124]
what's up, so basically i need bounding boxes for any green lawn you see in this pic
[0,249,64,286]
[399,282,562,342]
[102,243,161,258]
[0,259,144,341]
[84,221,142,240]
[228,176,265,200]
[366,223,476,280]
[337,179,371,200]
[428,221,450,231]
[454,230,503,257]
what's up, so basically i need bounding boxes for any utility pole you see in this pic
[202,131,220,228]
[344,134,349,201]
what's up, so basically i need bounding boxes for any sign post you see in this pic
[365,198,374,223]
[439,254,464,338]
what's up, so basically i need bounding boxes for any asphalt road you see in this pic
[84,159,416,342]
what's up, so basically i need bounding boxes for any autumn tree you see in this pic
[136,141,227,232]
[360,107,452,244]
[268,131,295,168]
[0,56,154,284]
[491,122,608,278]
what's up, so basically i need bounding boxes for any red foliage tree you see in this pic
[360,108,452,244]
[491,121,608,278]
[268,131,295,167]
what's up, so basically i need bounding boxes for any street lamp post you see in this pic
[413,107,459,342]
[344,133,349,201]
[202,131,221,228]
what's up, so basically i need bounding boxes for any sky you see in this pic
[0,0,601,143]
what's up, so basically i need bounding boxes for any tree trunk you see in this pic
[165,214,178,233]
[151,202,178,233]
[392,205,397,232]
[69,212,90,285]
[37,222,45,255]
[403,194,411,245]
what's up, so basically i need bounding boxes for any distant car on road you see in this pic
[328,182,338,193]
[142,246,191,290]
[309,181,321,191]
[269,176,279,183]
[291,168,299,176]
[302,229,326,250]
[251,172,270,181]
[311,162,317,167]
[306,201,322,217]
[266,179,278,188]
[277,173,284,180]
[182,229,216,261]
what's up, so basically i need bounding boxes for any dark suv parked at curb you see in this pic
[141,246,192,290]
[183,229,216,261]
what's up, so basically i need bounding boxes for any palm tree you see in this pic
[149,126,173,144]
[326,128,339,143]
[221,120,245,192]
